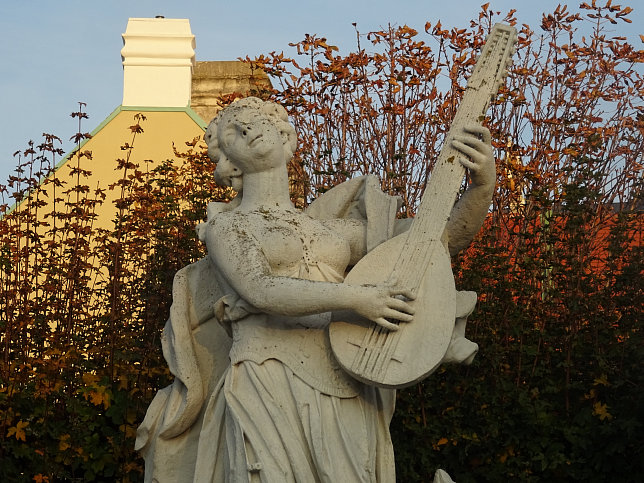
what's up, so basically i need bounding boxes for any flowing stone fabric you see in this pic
[220,360,394,482]
[195,332,396,482]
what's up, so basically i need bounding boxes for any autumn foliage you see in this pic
[0,108,228,480]
[1,2,643,481]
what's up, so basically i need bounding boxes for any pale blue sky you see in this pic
[1,1,642,184]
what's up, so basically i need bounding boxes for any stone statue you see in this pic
[135,96,494,482]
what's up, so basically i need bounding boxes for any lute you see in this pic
[329,24,517,388]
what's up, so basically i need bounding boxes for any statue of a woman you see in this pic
[137,97,495,482]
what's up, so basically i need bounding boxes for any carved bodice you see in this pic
[241,209,352,278]
[212,208,363,397]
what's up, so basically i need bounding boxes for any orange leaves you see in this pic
[427,20,448,37]
[562,146,580,157]
[290,34,338,56]
[86,387,111,409]
[498,445,516,464]
[119,423,138,440]
[7,420,28,441]
[58,433,71,452]
[431,437,450,450]
[594,374,610,387]
[579,0,635,23]
[593,401,613,421]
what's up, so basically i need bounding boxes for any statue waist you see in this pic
[229,314,362,398]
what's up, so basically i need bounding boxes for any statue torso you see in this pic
[210,208,363,397]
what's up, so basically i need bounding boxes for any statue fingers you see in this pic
[452,139,485,163]
[463,124,492,144]
[390,285,416,301]
[388,296,415,315]
[385,308,413,323]
[373,317,401,331]
[453,134,490,151]
[458,156,477,171]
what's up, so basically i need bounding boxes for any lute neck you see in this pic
[390,24,517,293]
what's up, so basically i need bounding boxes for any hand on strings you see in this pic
[353,283,415,331]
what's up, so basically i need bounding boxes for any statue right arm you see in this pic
[205,215,415,331]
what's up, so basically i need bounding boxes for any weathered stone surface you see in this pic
[137,96,495,481]
[191,61,272,123]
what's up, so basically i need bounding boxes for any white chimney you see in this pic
[121,18,196,107]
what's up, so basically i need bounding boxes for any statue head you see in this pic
[205,98,297,187]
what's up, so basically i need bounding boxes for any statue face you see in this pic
[216,106,284,174]
[213,154,243,192]
[206,121,243,192]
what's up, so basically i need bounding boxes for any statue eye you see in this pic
[221,126,237,146]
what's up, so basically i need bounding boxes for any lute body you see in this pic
[330,233,455,388]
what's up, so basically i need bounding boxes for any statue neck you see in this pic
[238,166,293,211]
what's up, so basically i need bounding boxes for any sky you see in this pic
[1,0,642,185]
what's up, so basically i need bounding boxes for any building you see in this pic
[6,17,270,226]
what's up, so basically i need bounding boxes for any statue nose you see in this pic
[236,121,253,136]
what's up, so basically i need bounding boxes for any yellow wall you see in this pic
[49,107,207,230]
[1,107,209,316]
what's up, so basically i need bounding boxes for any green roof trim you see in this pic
[50,105,124,174]
[2,105,123,217]
[2,105,207,217]
[46,105,205,178]
[120,105,208,130]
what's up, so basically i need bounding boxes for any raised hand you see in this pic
[451,124,495,189]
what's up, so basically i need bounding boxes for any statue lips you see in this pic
[249,133,264,147]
